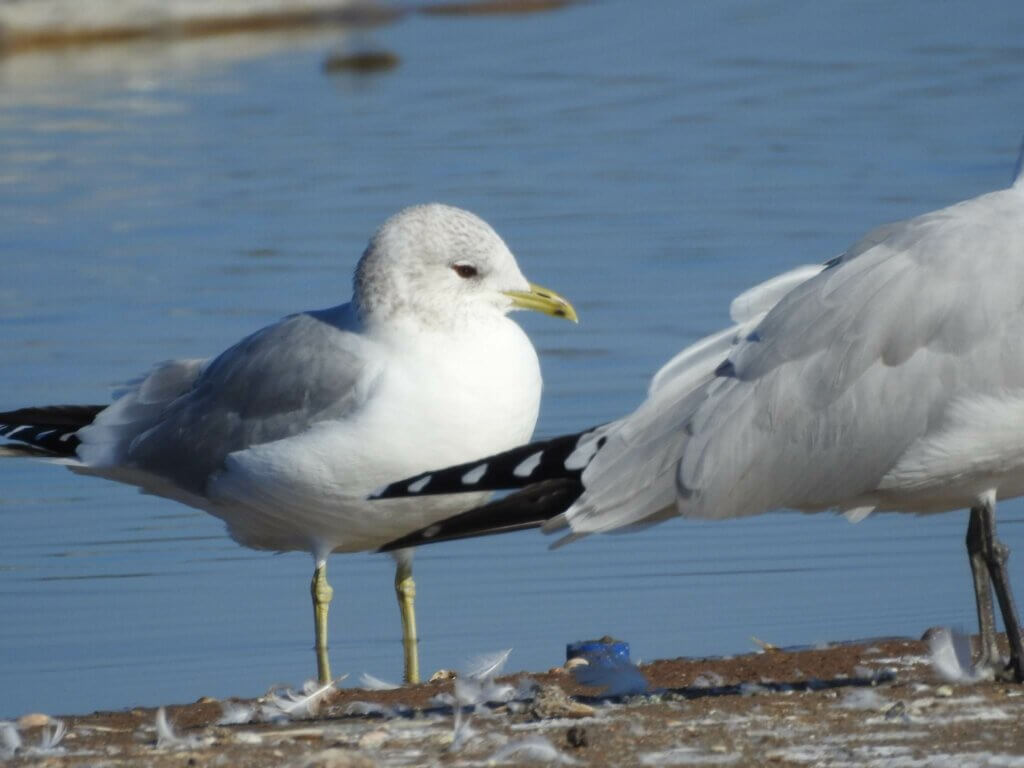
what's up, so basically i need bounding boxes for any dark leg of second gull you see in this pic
[967,507,1003,669]
[966,498,1024,682]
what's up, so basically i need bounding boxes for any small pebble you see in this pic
[566,725,587,748]
[936,685,954,698]
[884,701,908,721]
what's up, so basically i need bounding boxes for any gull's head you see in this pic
[354,204,577,328]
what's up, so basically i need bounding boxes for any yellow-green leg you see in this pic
[394,558,420,684]
[311,561,334,684]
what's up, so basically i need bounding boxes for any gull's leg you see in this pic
[311,560,334,684]
[393,549,420,684]
[966,506,1002,668]
[976,496,1024,682]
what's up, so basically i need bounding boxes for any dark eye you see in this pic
[452,264,478,279]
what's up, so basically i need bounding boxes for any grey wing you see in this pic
[78,304,378,495]
[648,263,825,397]
[542,265,826,536]
[563,185,1024,532]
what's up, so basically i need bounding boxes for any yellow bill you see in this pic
[503,282,579,323]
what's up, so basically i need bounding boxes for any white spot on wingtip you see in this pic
[461,463,488,484]
[59,432,74,442]
[565,433,601,470]
[423,524,442,539]
[513,451,544,478]
[408,475,432,493]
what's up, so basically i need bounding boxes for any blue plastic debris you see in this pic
[566,637,630,664]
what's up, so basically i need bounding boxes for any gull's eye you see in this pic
[452,263,478,279]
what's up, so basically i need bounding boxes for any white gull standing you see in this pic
[376,147,1024,681]
[0,203,577,684]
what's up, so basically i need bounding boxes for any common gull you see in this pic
[0,203,578,684]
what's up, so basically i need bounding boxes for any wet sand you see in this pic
[6,633,1024,766]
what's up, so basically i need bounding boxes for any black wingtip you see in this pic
[371,427,603,501]
[379,478,583,551]
[0,404,105,455]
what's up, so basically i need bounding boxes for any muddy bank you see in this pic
[6,634,1024,766]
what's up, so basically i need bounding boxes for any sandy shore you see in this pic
[5,632,1024,766]
[0,0,577,54]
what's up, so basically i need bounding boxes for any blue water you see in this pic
[2,0,1024,717]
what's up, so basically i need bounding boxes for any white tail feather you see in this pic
[928,627,990,683]
[260,676,345,720]
[0,721,21,760]
[358,672,400,691]
[449,648,516,753]
[155,708,200,750]
[37,720,67,752]
[488,735,579,765]
[463,648,512,680]
[216,702,257,725]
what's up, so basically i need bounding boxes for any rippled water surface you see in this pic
[3,0,1024,716]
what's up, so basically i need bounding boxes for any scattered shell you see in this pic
[17,713,51,728]
[429,669,457,682]
[564,657,590,671]
[751,636,781,652]
[936,685,954,698]
[530,684,595,720]
[196,696,218,705]
[357,729,389,750]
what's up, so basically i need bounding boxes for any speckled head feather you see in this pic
[353,203,529,328]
